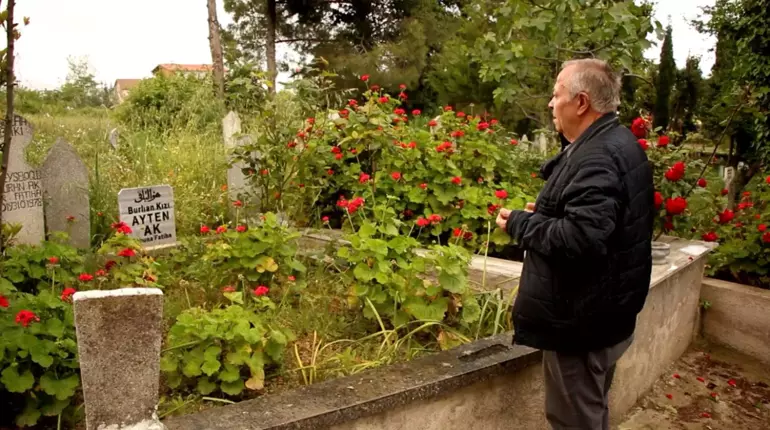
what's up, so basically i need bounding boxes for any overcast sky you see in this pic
[11,0,715,90]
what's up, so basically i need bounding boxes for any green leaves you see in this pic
[1,366,35,393]
[39,372,80,400]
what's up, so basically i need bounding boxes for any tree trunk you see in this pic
[207,0,225,100]
[266,0,277,94]
[0,0,17,248]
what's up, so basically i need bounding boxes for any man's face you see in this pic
[548,67,578,135]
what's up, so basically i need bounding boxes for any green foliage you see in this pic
[670,56,703,137]
[654,25,676,132]
[0,232,85,294]
[0,248,80,427]
[201,212,306,288]
[114,74,223,133]
[161,304,294,397]
[468,0,657,127]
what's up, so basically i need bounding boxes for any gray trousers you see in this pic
[543,335,633,430]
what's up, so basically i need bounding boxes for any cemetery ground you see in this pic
[619,342,770,430]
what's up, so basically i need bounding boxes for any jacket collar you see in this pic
[540,113,619,180]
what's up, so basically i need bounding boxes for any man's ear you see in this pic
[576,92,590,115]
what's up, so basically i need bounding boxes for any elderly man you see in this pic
[496,59,654,429]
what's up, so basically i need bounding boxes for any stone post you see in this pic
[223,111,247,201]
[73,288,166,430]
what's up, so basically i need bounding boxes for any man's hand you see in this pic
[496,208,512,230]
[525,202,536,213]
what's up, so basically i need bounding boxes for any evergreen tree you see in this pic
[654,25,675,132]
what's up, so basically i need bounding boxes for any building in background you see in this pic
[113,79,142,104]
[151,64,213,78]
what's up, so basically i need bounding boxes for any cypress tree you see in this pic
[654,25,676,132]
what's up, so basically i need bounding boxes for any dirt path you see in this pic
[619,342,770,429]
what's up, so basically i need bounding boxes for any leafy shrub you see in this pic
[161,303,294,397]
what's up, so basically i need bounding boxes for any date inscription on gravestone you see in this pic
[118,185,177,249]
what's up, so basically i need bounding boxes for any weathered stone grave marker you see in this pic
[109,127,119,150]
[73,288,166,430]
[118,184,176,250]
[41,138,90,248]
[223,111,247,200]
[0,114,44,245]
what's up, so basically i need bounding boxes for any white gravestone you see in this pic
[118,185,177,250]
[1,114,44,245]
[223,111,247,199]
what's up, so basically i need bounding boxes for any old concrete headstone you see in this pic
[223,111,247,199]
[118,184,176,250]
[109,128,119,150]
[535,133,548,154]
[41,138,90,248]
[0,114,44,245]
[73,288,166,430]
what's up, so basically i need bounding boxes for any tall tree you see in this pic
[207,0,226,99]
[654,24,675,132]
[670,56,702,137]
[0,0,18,240]
[265,0,276,93]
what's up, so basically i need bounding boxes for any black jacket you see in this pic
[506,113,654,353]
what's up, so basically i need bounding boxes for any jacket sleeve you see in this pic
[506,158,621,259]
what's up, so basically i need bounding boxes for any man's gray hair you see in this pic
[561,59,621,114]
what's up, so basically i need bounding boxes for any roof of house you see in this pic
[114,79,142,89]
[152,64,214,74]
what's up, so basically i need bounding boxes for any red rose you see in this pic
[260,169,269,175]
[631,117,647,138]
[236,225,247,233]
[697,178,707,188]
[463,231,473,240]
[490,119,499,125]
[348,99,357,107]
[253,286,270,296]
[335,153,343,160]
[428,120,438,127]
[407,141,416,149]
[95,269,107,277]
[436,141,453,152]
[638,139,648,150]
[0,295,9,308]
[702,232,719,242]
[657,135,670,147]
[654,191,663,209]
[444,106,453,112]
[510,139,518,145]
[766,175,770,185]
[398,92,408,100]
[665,197,687,215]
[759,224,767,232]
[476,122,490,131]
[15,310,40,327]
[307,117,315,124]
[200,225,210,234]
[371,85,380,91]
[531,172,538,178]
[339,109,350,117]
[665,162,686,182]
[763,232,770,244]
[701,412,711,419]
[216,225,227,234]
[378,96,389,103]
[347,197,365,214]
[717,209,734,224]
[416,217,430,227]
[117,248,136,258]
[495,190,508,199]
[451,176,462,185]
[391,172,402,181]
[721,188,729,196]
[79,273,94,282]
[453,227,463,237]
[428,214,442,224]
[288,275,296,281]
[450,130,465,138]
[412,109,421,115]
[105,260,117,271]
[359,173,370,183]
[61,288,77,302]
[394,108,405,116]
[456,111,466,118]
[360,74,369,82]
[287,141,296,148]
[419,183,427,189]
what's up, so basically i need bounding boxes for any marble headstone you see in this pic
[0,114,44,245]
[41,138,90,248]
[118,184,176,250]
